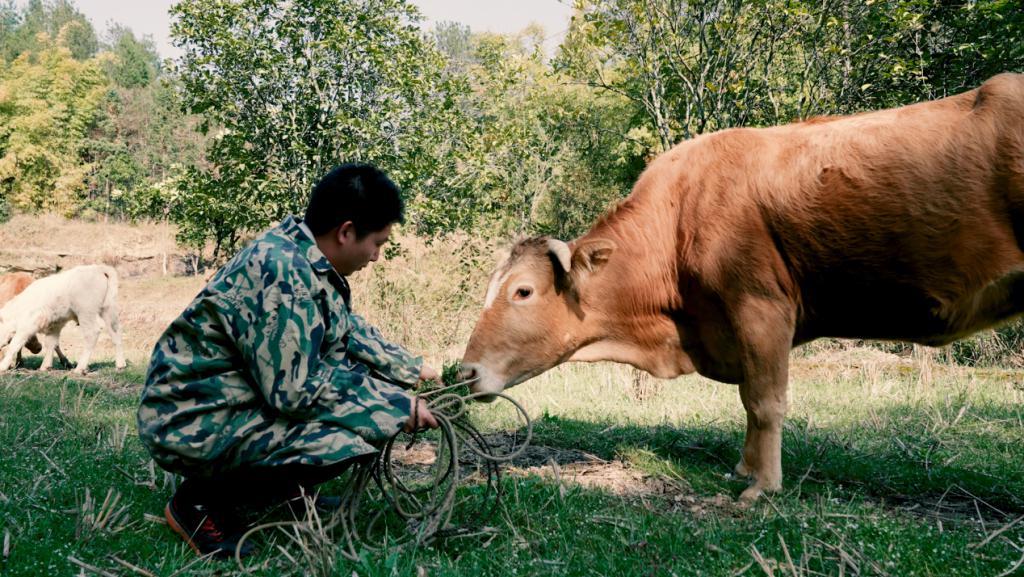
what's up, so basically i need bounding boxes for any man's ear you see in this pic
[336,221,356,244]
[572,239,616,274]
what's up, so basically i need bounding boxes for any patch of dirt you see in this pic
[389,432,741,518]
[507,453,739,517]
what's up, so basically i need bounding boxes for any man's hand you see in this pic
[418,364,440,385]
[404,397,438,432]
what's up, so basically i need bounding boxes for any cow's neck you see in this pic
[565,194,693,378]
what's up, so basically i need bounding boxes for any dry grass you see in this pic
[0,215,496,371]
[75,487,134,542]
[0,214,183,277]
[346,231,502,363]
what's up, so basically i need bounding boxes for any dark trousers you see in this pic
[175,455,372,510]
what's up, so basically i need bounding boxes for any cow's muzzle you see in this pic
[458,362,504,402]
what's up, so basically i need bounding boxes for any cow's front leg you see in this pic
[731,296,794,502]
[737,375,788,501]
[0,330,32,372]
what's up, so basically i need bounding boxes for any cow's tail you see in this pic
[99,265,120,314]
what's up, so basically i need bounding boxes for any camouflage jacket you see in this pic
[138,216,422,476]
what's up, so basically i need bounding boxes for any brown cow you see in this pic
[0,273,43,361]
[461,73,1024,502]
[0,272,70,368]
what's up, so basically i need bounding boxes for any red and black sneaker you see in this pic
[164,494,255,559]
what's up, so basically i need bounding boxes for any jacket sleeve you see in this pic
[222,278,412,424]
[345,312,423,387]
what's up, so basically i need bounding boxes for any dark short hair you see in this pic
[304,163,405,237]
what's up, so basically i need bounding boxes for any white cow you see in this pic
[0,265,126,374]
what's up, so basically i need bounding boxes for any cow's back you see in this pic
[655,73,1024,345]
[0,273,34,307]
[1,265,114,321]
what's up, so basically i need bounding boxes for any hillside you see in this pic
[0,214,495,368]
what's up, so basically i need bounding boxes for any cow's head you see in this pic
[461,236,616,398]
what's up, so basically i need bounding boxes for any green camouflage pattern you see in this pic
[137,216,422,476]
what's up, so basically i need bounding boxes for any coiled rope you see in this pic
[235,379,532,570]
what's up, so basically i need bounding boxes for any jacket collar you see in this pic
[279,215,351,303]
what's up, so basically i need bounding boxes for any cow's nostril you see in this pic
[457,365,479,384]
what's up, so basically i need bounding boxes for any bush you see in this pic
[951,319,1024,368]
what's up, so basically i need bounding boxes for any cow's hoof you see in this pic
[115,363,127,371]
[739,475,782,504]
[72,368,88,376]
[738,484,764,504]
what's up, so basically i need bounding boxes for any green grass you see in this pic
[1,356,1023,576]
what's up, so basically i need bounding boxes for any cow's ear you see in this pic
[572,239,616,274]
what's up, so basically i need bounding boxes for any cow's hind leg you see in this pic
[38,332,60,371]
[732,296,795,502]
[55,345,70,369]
[73,317,101,375]
[101,306,126,370]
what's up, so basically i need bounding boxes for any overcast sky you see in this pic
[21,0,574,61]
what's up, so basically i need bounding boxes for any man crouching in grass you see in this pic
[137,164,440,558]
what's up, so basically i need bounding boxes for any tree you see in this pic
[453,29,643,238]
[1,0,97,62]
[559,0,802,150]
[432,21,475,72]
[102,25,161,89]
[0,35,107,214]
[559,0,1024,153]
[171,0,472,259]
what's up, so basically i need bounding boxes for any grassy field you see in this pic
[1,216,1023,576]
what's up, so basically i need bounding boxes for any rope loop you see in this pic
[235,377,532,570]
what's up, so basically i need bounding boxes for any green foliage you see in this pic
[558,0,1024,150]
[452,30,643,238]
[951,318,1024,367]
[101,25,160,89]
[0,37,107,214]
[0,0,97,63]
[82,78,205,222]
[170,0,472,257]
[431,21,474,72]
[0,189,9,223]
[0,0,1020,258]
[0,1,202,225]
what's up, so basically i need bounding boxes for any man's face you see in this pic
[332,222,393,276]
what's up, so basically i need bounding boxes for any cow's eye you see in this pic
[514,287,533,300]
